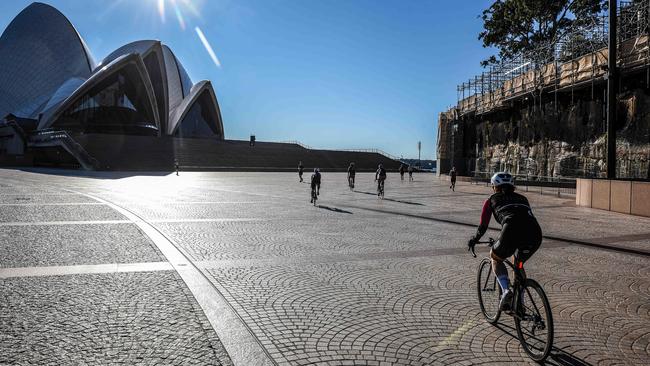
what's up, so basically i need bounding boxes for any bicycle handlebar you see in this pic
[469,238,495,258]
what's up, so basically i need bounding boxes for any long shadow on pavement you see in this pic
[354,191,425,206]
[317,205,353,214]
[493,323,593,366]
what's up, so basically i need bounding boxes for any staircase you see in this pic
[29,131,100,170]
[72,134,401,171]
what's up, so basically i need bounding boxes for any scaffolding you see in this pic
[455,0,650,116]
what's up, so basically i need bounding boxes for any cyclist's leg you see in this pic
[491,222,518,291]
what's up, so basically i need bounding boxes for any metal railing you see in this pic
[279,140,402,161]
[29,130,100,170]
[470,171,577,197]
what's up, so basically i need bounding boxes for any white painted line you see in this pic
[149,218,265,223]
[0,220,131,227]
[68,190,275,366]
[0,261,173,278]
[0,202,105,206]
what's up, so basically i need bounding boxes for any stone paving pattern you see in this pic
[0,171,233,365]
[0,223,164,267]
[1,169,649,365]
[0,272,229,365]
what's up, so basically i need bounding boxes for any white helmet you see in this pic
[491,172,515,187]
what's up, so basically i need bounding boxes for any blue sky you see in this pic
[0,0,495,160]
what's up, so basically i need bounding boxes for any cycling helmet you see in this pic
[378,163,384,168]
[491,172,515,187]
[314,168,320,172]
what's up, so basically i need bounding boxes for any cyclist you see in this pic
[347,162,356,188]
[467,172,542,312]
[399,164,405,181]
[310,168,321,203]
[375,163,387,196]
[298,161,304,182]
[450,166,457,191]
[408,165,414,181]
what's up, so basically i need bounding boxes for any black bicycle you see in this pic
[470,238,553,362]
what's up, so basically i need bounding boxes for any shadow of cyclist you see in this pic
[493,323,593,366]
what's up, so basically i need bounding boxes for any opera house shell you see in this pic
[0,2,224,169]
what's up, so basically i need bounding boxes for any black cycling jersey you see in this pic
[311,172,321,185]
[487,191,534,225]
[376,167,386,179]
[473,190,541,260]
[348,167,356,176]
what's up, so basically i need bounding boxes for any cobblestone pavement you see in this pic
[0,171,232,365]
[1,169,649,365]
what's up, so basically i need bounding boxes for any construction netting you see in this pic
[452,0,650,117]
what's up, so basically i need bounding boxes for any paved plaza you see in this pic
[0,169,649,365]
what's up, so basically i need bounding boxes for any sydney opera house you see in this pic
[0,3,398,171]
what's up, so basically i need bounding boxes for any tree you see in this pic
[479,0,606,66]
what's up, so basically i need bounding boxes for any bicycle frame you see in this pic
[471,238,553,361]
[471,240,528,319]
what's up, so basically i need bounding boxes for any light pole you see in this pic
[606,0,618,179]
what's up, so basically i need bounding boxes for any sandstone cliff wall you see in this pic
[439,87,650,179]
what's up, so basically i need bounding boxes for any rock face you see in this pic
[439,86,650,179]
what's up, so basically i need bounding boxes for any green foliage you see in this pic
[479,0,606,66]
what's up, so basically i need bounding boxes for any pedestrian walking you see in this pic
[298,161,304,182]
[408,165,414,181]
[450,166,457,191]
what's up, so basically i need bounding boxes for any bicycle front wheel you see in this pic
[515,279,554,362]
[476,258,501,324]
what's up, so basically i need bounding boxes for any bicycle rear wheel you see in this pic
[476,258,501,324]
[515,279,554,362]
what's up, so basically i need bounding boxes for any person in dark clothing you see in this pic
[408,165,414,181]
[375,163,387,195]
[310,168,321,202]
[468,172,542,312]
[450,166,457,191]
[347,163,356,189]
[298,161,304,182]
[399,164,405,181]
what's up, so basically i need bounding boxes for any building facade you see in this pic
[0,2,224,168]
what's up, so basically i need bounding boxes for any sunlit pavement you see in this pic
[1,169,649,365]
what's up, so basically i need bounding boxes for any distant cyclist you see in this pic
[399,164,406,181]
[347,162,356,189]
[375,163,387,196]
[298,161,304,182]
[467,172,542,312]
[450,166,457,191]
[310,168,321,203]
[408,165,414,181]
